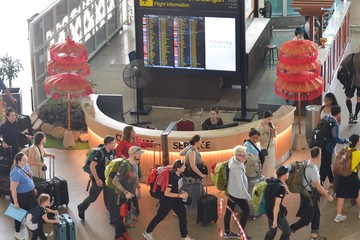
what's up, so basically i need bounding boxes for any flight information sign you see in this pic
[136,0,238,12]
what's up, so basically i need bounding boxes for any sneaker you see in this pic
[181,236,195,240]
[77,204,85,220]
[334,214,347,223]
[143,231,155,240]
[310,235,327,240]
[223,232,239,239]
[349,114,354,124]
[14,232,24,240]
[353,115,358,123]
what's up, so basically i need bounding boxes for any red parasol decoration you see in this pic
[44,37,92,134]
[49,37,88,64]
[47,60,90,76]
[44,73,92,132]
[275,40,324,134]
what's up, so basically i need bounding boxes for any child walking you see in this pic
[27,193,59,240]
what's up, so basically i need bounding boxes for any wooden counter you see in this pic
[84,94,295,182]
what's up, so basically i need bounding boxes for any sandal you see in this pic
[310,235,327,240]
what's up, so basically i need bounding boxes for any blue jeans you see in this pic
[264,214,291,240]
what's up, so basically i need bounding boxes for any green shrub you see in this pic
[38,99,87,131]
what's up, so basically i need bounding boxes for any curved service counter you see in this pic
[84,94,296,182]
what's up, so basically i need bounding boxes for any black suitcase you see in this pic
[33,157,69,208]
[0,147,13,196]
[196,179,218,226]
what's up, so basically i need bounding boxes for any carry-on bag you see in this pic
[33,157,69,208]
[0,146,13,196]
[54,214,76,240]
[196,178,218,226]
[247,173,265,219]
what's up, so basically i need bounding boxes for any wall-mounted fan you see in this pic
[259,1,272,18]
[122,57,152,126]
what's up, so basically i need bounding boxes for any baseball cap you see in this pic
[128,146,144,155]
[276,166,289,178]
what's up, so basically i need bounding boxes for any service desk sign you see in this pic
[136,0,239,12]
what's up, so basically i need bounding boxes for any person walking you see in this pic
[264,166,291,240]
[179,134,207,209]
[113,146,142,240]
[77,135,116,223]
[290,147,334,240]
[10,152,38,240]
[143,159,194,240]
[257,110,277,179]
[223,145,252,239]
[320,105,348,187]
[340,51,360,124]
[334,134,360,223]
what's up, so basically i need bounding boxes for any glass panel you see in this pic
[44,11,54,41]
[287,0,299,16]
[269,0,283,16]
[34,49,45,79]
[32,19,44,49]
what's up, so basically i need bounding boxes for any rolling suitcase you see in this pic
[196,179,218,226]
[54,214,76,240]
[0,146,13,196]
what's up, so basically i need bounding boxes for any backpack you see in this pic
[285,161,313,203]
[245,153,261,178]
[82,145,105,177]
[309,118,334,148]
[120,200,138,228]
[25,205,41,231]
[105,158,131,191]
[210,161,229,191]
[147,165,172,199]
[337,53,355,89]
[252,177,280,215]
[333,147,357,177]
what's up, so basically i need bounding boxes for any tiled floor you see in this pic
[1,3,360,240]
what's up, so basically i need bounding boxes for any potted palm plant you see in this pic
[0,54,23,112]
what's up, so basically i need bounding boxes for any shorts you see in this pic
[345,86,360,98]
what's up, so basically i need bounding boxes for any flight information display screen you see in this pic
[142,14,236,72]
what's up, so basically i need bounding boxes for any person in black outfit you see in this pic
[201,106,223,130]
[264,166,291,240]
[143,159,194,240]
[0,107,33,157]
[77,135,116,222]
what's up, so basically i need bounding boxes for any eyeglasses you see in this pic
[236,154,246,157]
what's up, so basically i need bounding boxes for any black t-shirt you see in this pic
[92,147,115,182]
[202,117,224,130]
[0,120,21,156]
[29,205,46,224]
[265,180,286,219]
[165,172,184,199]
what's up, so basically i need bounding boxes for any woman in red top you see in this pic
[115,126,158,158]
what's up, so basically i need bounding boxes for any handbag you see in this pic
[197,162,208,175]
[246,139,265,165]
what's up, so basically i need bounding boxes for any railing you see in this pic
[28,0,132,110]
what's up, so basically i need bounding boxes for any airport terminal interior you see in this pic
[1,0,360,239]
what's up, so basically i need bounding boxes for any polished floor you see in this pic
[1,4,360,240]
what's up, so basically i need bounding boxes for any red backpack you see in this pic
[147,165,172,199]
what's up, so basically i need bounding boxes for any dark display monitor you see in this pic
[142,14,236,72]
[213,122,239,130]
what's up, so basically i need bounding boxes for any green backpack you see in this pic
[105,158,131,191]
[252,178,280,214]
[285,161,314,204]
[210,161,229,191]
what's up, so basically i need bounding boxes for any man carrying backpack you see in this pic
[290,147,334,240]
[77,136,116,222]
[223,145,252,239]
[113,146,142,240]
[340,51,360,124]
[264,166,291,240]
[320,106,348,187]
